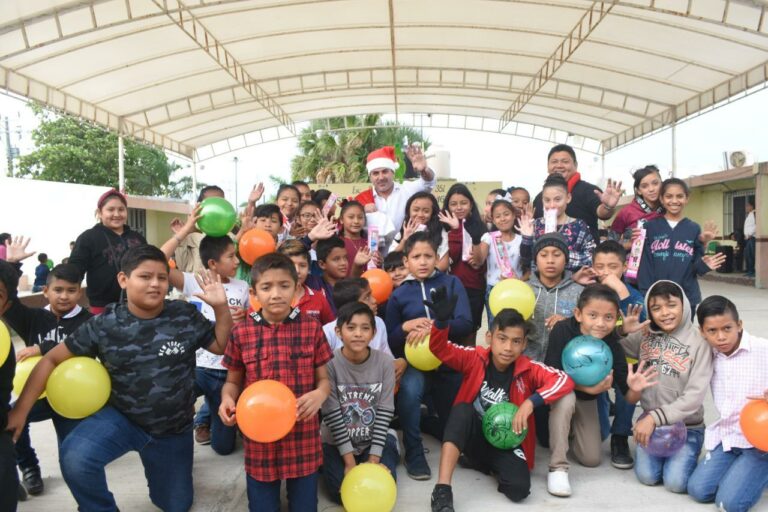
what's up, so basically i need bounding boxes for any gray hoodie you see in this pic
[525,271,584,362]
[620,280,713,428]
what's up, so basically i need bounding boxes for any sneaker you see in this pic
[405,452,432,480]
[22,466,44,496]
[610,435,634,469]
[194,425,211,445]
[431,484,454,512]
[18,482,28,502]
[547,470,572,497]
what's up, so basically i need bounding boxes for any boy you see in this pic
[592,240,646,469]
[321,302,398,504]
[161,215,249,454]
[292,180,313,202]
[421,290,573,511]
[383,250,408,288]
[277,239,335,324]
[6,245,232,511]
[385,232,472,480]
[687,296,768,512]
[33,253,50,293]
[306,236,349,315]
[620,280,714,494]
[219,253,333,512]
[543,284,655,497]
[0,260,21,509]
[253,204,284,242]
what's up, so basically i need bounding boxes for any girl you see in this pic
[611,165,664,250]
[508,186,531,216]
[312,188,338,220]
[521,174,595,272]
[389,192,449,271]
[69,189,147,314]
[292,200,321,238]
[439,183,487,345]
[477,197,527,324]
[483,188,507,230]
[275,184,301,241]
[637,178,725,311]
[338,200,378,276]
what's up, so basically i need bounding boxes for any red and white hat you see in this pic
[366,146,399,173]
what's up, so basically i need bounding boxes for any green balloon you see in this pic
[196,197,237,237]
[482,402,527,450]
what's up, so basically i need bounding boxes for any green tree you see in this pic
[290,114,428,184]
[18,104,189,197]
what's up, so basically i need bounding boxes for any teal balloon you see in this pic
[482,402,527,450]
[196,197,237,237]
[561,335,613,387]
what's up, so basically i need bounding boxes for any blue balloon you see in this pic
[561,335,613,386]
[638,412,687,458]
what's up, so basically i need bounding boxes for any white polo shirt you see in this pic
[373,176,436,232]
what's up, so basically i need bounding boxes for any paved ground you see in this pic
[12,281,768,511]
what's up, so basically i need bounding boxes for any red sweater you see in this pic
[294,285,335,324]
[447,227,486,290]
[429,324,574,468]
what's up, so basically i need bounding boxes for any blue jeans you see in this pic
[687,443,768,512]
[321,433,399,504]
[485,285,495,327]
[60,406,194,512]
[396,365,462,464]
[15,398,80,469]
[246,472,318,512]
[634,426,704,493]
[745,237,755,274]
[596,389,635,439]
[193,367,236,455]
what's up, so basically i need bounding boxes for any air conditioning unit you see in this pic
[726,151,753,169]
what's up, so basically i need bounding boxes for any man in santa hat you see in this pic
[355,144,436,234]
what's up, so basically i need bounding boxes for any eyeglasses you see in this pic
[299,213,315,220]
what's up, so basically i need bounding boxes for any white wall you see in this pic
[0,177,111,282]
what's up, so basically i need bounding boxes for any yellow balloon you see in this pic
[13,356,46,399]
[489,279,536,319]
[341,462,397,512]
[0,322,10,366]
[405,335,441,372]
[46,357,111,419]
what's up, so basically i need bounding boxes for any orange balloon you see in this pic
[362,269,393,304]
[249,293,261,312]
[168,259,177,269]
[236,379,297,443]
[239,229,276,265]
[740,399,768,451]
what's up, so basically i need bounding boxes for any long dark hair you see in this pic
[443,183,486,242]
[399,192,445,250]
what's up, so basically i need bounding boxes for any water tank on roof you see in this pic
[426,145,450,179]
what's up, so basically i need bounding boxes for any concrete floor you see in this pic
[13,281,768,511]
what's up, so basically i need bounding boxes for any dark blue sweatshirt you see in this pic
[637,217,710,308]
[385,271,472,358]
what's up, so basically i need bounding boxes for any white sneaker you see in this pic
[547,470,572,497]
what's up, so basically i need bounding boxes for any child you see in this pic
[543,284,655,497]
[338,200,377,276]
[620,280,714,493]
[321,302,398,504]
[522,174,595,272]
[69,189,147,314]
[423,295,574,510]
[2,256,90,495]
[508,186,531,216]
[687,296,768,512]
[219,253,332,512]
[275,184,301,235]
[250,204,284,242]
[33,253,50,293]
[383,250,408,288]
[592,240,646,468]
[477,197,526,325]
[610,166,663,250]
[161,216,249,454]
[173,185,227,274]
[291,200,321,242]
[6,245,233,511]
[277,240,335,324]
[306,236,349,315]
[385,231,472,480]
[0,311,18,508]
[389,192,449,271]
[439,183,487,344]
[483,188,507,230]
[292,180,313,202]
[637,178,724,312]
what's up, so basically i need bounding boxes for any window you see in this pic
[723,189,755,238]
[127,208,146,237]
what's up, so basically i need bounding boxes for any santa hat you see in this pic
[366,146,399,173]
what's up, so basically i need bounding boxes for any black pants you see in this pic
[443,403,530,502]
[461,287,485,346]
[1,431,19,512]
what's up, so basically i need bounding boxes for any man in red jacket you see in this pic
[420,287,574,512]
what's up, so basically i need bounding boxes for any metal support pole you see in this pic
[233,156,239,205]
[118,135,125,193]
[671,123,677,178]
[191,156,198,203]
[600,151,606,183]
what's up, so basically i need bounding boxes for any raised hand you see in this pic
[178,204,202,238]
[308,216,336,242]
[170,217,184,234]
[700,220,719,244]
[621,304,651,335]
[595,179,624,209]
[423,286,458,323]
[702,253,726,271]
[354,246,372,267]
[402,217,420,241]
[240,204,255,233]
[627,360,659,393]
[406,143,427,173]
[193,270,227,308]
[248,183,265,205]
[572,266,599,286]
[515,209,534,237]
[289,221,309,238]
[438,210,460,230]
[5,236,36,263]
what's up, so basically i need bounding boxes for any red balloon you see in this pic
[239,229,276,265]
[236,380,297,443]
[362,269,393,304]
[740,399,768,451]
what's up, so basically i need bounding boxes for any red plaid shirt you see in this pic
[223,307,333,481]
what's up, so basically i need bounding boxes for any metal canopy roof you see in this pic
[1,0,767,160]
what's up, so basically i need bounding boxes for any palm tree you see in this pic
[290,115,428,184]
